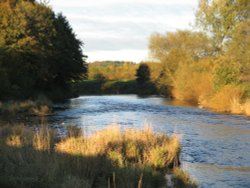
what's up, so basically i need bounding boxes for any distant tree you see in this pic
[88,61,138,80]
[136,64,150,83]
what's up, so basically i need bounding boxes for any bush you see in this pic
[172,60,213,104]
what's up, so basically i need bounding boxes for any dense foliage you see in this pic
[148,0,250,114]
[88,61,138,80]
[0,0,87,100]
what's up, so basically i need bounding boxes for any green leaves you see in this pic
[0,0,87,100]
[196,0,250,52]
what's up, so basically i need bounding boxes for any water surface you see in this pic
[27,95,250,187]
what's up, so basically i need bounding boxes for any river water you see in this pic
[32,95,250,187]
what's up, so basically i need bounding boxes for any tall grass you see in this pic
[0,96,52,116]
[56,125,181,170]
[0,124,196,188]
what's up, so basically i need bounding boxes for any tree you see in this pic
[136,64,150,83]
[196,0,250,75]
[196,0,250,53]
[0,0,87,100]
[149,30,212,85]
[228,20,250,75]
[48,13,87,88]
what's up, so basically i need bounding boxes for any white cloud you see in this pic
[51,0,197,8]
[49,0,198,61]
[86,49,148,62]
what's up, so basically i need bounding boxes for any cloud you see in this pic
[82,36,147,51]
[86,49,149,62]
[49,0,198,61]
[51,0,198,8]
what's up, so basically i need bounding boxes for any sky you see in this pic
[49,0,199,62]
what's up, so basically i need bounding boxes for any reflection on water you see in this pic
[5,95,250,187]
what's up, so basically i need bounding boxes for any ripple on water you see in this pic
[8,95,250,188]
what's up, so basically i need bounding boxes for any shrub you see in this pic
[172,61,213,104]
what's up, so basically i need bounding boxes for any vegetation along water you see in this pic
[0,0,249,187]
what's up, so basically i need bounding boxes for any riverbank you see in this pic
[0,124,196,188]
[74,80,158,95]
[74,79,250,117]
[0,97,52,118]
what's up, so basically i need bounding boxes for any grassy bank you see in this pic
[75,80,158,95]
[0,97,52,117]
[0,124,196,188]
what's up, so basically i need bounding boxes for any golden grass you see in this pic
[33,125,55,152]
[6,135,23,148]
[0,124,195,188]
[56,124,181,170]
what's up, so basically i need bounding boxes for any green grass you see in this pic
[74,80,158,95]
[0,124,197,188]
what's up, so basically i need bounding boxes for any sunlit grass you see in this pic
[0,124,196,188]
[56,124,181,170]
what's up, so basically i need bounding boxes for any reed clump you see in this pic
[56,125,181,170]
[0,124,196,188]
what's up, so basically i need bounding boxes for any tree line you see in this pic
[0,0,87,100]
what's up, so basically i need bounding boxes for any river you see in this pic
[25,95,250,187]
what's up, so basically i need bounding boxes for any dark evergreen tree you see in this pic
[136,64,150,83]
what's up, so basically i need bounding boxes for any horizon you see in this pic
[49,0,198,63]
